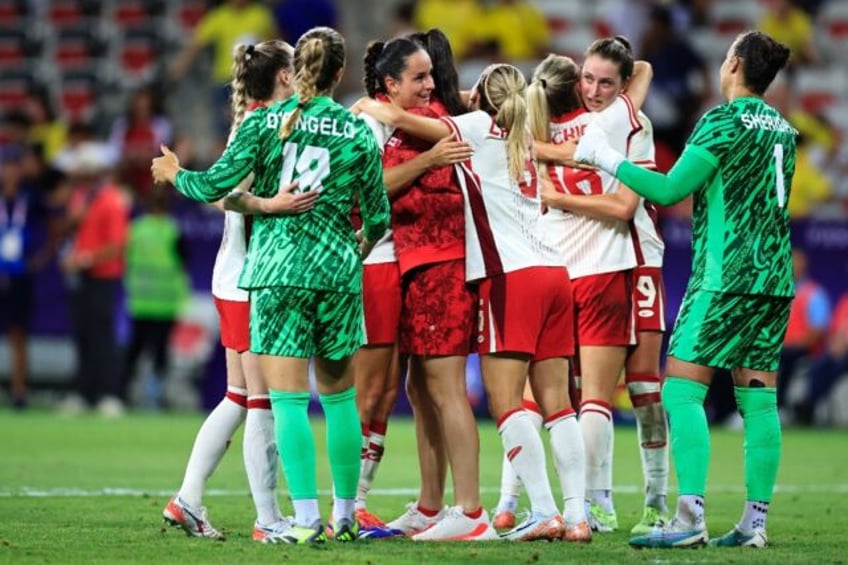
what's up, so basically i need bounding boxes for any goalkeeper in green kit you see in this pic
[152,27,390,544]
[575,30,797,549]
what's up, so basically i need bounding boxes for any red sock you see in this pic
[464,506,483,519]
[418,505,440,518]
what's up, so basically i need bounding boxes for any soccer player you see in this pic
[160,40,318,543]
[152,26,390,545]
[530,51,670,535]
[355,63,590,543]
[575,30,796,549]
[527,41,655,534]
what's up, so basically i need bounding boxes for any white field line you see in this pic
[2,485,848,497]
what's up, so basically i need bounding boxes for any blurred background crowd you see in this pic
[1,0,847,427]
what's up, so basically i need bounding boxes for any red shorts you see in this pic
[632,266,666,333]
[362,262,401,346]
[477,266,575,360]
[572,270,635,347]
[214,297,250,353]
[400,259,476,356]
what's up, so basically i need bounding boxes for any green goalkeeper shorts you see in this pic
[249,286,363,360]
[669,289,792,372]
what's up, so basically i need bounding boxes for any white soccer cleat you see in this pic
[162,495,224,540]
[411,506,499,542]
[709,525,768,548]
[386,502,446,536]
[252,518,295,544]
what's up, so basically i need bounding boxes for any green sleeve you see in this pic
[174,115,262,203]
[615,144,718,206]
[356,130,390,243]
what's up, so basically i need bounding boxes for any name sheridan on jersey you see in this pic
[263,111,357,139]
[740,111,798,134]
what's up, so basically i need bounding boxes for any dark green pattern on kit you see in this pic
[175,96,389,295]
[685,96,797,297]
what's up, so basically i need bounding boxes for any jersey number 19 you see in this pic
[280,142,331,193]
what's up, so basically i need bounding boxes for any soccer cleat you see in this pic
[493,509,516,530]
[411,506,500,542]
[279,520,326,545]
[356,508,403,539]
[587,501,618,533]
[333,517,359,542]
[162,496,224,540]
[709,526,768,548]
[563,521,593,543]
[386,502,446,536]
[629,517,708,549]
[500,513,565,542]
[630,506,668,535]
[252,519,294,544]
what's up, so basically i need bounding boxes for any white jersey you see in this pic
[443,111,560,282]
[541,95,641,279]
[211,111,257,301]
[360,113,396,265]
[628,112,664,268]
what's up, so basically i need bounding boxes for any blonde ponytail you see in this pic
[481,65,530,182]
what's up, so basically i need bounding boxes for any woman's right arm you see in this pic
[353,98,452,143]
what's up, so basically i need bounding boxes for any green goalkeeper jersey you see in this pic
[684,96,797,297]
[175,96,389,294]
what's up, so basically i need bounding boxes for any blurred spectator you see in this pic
[122,191,189,409]
[794,293,848,425]
[758,0,818,67]
[108,86,172,205]
[57,142,129,416]
[3,112,31,149]
[601,0,652,56]
[414,0,482,59]
[271,0,339,44]
[640,3,710,153]
[24,90,68,164]
[787,134,833,217]
[52,122,99,173]
[778,247,831,410]
[0,145,51,410]
[470,0,550,60]
[390,1,418,39]
[169,0,276,135]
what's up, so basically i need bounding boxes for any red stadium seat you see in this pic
[49,0,84,27]
[0,36,24,68]
[796,68,848,114]
[114,2,148,28]
[0,75,28,112]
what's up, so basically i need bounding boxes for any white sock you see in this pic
[333,497,356,525]
[496,401,542,512]
[545,408,586,525]
[498,408,558,518]
[293,498,321,527]
[580,400,613,512]
[357,422,387,510]
[627,373,669,511]
[739,501,769,532]
[178,387,247,508]
[677,495,705,528]
[243,397,283,526]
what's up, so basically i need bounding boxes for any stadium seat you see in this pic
[551,27,597,61]
[171,0,207,33]
[52,24,108,71]
[709,0,763,34]
[0,0,25,26]
[689,28,732,61]
[115,27,162,86]
[536,0,591,34]
[56,70,100,121]
[817,1,848,61]
[0,68,33,113]
[0,29,25,69]
[796,67,848,114]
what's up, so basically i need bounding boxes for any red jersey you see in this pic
[384,99,465,275]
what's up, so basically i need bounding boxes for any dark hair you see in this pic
[584,35,634,81]
[230,40,294,133]
[407,28,465,116]
[279,27,346,140]
[362,37,422,98]
[732,31,791,95]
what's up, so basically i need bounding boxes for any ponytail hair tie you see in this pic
[245,44,255,60]
[540,78,547,89]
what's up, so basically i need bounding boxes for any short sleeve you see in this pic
[441,110,490,150]
[629,114,656,169]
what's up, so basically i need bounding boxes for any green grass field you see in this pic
[0,411,845,563]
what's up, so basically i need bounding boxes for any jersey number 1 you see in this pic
[280,142,331,193]
[773,143,785,208]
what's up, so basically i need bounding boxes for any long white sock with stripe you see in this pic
[626,373,669,510]
[496,400,542,513]
[497,408,558,518]
[244,395,283,526]
[580,399,614,512]
[545,408,587,525]
[178,386,247,508]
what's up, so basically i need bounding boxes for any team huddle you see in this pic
[150,25,797,550]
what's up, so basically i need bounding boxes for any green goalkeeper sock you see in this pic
[269,389,316,500]
[735,386,781,503]
[662,377,710,497]
[319,387,361,500]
